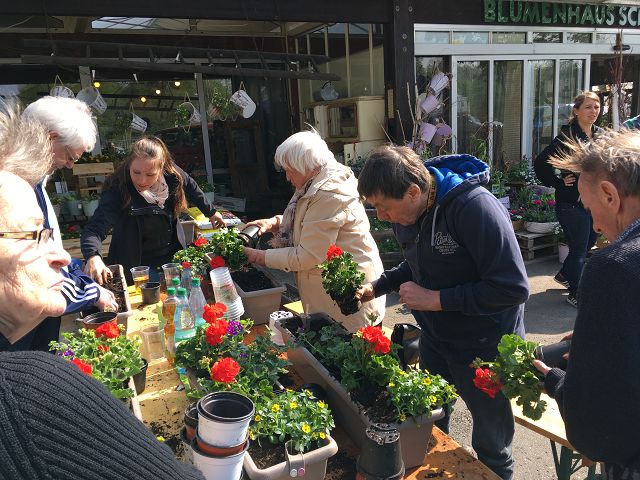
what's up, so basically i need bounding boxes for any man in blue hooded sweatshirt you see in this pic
[357,145,529,480]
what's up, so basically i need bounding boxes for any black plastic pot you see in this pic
[356,423,404,480]
[184,402,199,441]
[535,340,571,370]
[132,358,148,395]
[81,311,118,330]
[140,282,161,304]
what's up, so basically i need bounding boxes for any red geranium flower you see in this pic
[326,244,344,261]
[97,344,110,352]
[472,367,503,399]
[203,302,227,323]
[209,255,226,269]
[205,318,229,346]
[359,326,391,354]
[210,357,240,383]
[95,322,120,339]
[71,358,93,376]
[193,237,208,247]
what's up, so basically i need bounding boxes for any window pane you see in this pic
[349,23,372,97]
[493,61,522,169]
[492,32,526,44]
[371,25,385,96]
[558,60,584,131]
[533,32,561,43]
[452,32,489,44]
[566,33,592,43]
[530,60,555,158]
[595,33,616,44]
[457,61,488,156]
[623,33,640,44]
[415,31,449,44]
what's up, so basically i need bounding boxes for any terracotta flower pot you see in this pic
[196,431,248,457]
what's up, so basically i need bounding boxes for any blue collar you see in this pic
[615,218,640,244]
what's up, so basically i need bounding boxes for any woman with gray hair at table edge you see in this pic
[0,101,204,480]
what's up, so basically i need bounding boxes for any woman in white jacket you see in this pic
[243,131,385,332]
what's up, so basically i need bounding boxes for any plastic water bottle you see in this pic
[189,277,207,330]
[174,287,196,343]
[181,261,193,294]
[162,287,179,365]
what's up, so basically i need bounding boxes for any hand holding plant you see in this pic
[471,334,546,420]
[319,244,365,315]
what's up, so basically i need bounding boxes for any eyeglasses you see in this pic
[0,228,55,248]
[65,145,82,163]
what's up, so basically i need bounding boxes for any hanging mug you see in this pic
[420,94,440,116]
[429,71,449,96]
[50,76,75,99]
[419,122,437,143]
[229,90,256,119]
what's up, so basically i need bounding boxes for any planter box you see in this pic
[243,436,338,480]
[232,266,285,325]
[380,251,404,271]
[275,317,444,469]
[108,264,133,326]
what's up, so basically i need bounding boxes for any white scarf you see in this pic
[139,175,169,208]
[269,176,315,248]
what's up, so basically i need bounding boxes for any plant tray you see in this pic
[275,317,444,469]
[243,436,338,480]
[232,266,285,325]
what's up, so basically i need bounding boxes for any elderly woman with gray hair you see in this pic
[243,131,385,332]
[0,101,204,479]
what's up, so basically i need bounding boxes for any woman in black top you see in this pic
[81,136,224,284]
[534,91,602,307]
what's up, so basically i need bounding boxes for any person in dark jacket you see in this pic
[534,91,602,307]
[81,136,224,284]
[534,129,640,480]
[356,146,529,480]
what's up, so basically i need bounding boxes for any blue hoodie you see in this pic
[373,154,528,355]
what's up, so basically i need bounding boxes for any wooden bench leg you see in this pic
[551,441,583,480]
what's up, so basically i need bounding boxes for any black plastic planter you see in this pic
[132,358,148,395]
[535,340,571,370]
[356,423,404,480]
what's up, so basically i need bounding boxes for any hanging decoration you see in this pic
[229,82,256,119]
[76,86,107,115]
[49,75,75,99]
[411,70,452,156]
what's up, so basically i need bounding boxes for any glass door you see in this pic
[493,61,523,170]
[456,61,489,159]
[529,60,555,159]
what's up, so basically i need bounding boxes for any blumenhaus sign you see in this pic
[483,0,640,27]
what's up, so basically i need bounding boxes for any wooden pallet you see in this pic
[515,231,558,260]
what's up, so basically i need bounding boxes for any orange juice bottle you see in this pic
[162,287,179,365]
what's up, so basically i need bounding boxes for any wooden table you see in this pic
[62,235,111,259]
[511,396,599,479]
[125,295,499,479]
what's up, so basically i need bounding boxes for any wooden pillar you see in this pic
[387,0,415,144]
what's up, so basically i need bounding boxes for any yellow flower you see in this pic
[398,370,407,376]
[289,401,298,410]
[302,424,311,433]
[319,432,326,439]
[249,431,256,440]
[430,395,437,404]
[318,401,326,409]
[399,414,406,422]
[422,377,431,385]
[254,415,262,422]
[271,404,280,412]
[388,382,395,387]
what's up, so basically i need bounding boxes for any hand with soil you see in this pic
[355,283,375,303]
[95,285,119,312]
[84,255,112,285]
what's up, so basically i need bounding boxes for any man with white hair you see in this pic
[534,129,640,479]
[10,97,117,351]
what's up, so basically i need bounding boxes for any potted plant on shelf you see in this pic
[518,185,558,234]
[275,315,458,468]
[491,170,510,209]
[555,226,568,263]
[60,223,82,240]
[63,191,84,217]
[49,194,61,217]
[49,323,144,399]
[81,192,100,217]
[318,244,365,316]
[509,206,526,232]
[471,334,547,420]
[197,179,216,203]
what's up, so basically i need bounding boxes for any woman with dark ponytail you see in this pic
[81,136,224,284]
